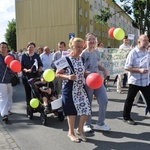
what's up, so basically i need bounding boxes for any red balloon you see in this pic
[108,27,116,38]
[10,60,21,73]
[4,55,14,66]
[86,73,103,89]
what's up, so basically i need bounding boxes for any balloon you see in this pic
[113,28,125,40]
[108,27,116,38]
[4,55,14,66]
[43,69,55,82]
[10,60,21,73]
[86,73,103,89]
[30,98,39,108]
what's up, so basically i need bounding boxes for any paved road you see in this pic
[0,80,150,150]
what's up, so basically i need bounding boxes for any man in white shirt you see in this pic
[117,36,131,93]
[40,46,52,71]
[123,34,150,125]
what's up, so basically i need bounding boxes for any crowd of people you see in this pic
[0,33,150,143]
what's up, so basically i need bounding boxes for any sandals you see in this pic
[76,128,87,142]
[67,135,80,143]
[2,115,8,121]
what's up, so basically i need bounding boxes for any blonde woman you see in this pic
[56,37,91,142]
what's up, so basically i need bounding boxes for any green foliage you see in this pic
[5,19,16,51]
[94,8,112,24]
[94,0,150,39]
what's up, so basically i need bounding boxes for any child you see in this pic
[34,77,57,113]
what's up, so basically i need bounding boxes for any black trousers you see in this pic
[22,77,32,105]
[123,84,150,119]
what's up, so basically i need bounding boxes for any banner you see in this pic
[100,48,131,76]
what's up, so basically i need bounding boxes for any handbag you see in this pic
[11,74,20,86]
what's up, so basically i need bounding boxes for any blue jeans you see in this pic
[84,84,108,126]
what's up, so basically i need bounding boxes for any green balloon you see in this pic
[43,69,55,82]
[113,28,125,40]
[30,98,39,108]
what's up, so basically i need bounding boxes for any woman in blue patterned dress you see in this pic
[56,37,91,142]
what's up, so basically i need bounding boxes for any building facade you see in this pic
[15,0,138,50]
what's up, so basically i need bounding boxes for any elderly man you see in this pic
[123,34,150,125]
[40,46,53,71]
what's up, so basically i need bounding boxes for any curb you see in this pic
[0,121,20,150]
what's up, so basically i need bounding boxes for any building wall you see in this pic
[15,0,77,50]
[15,0,138,50]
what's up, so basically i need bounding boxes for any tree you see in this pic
[5,19,17,51]
[94,0,150,39]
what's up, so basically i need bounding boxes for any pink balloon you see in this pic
[86,73,103,89]
[4,55,14,66]
[10,60,21,73]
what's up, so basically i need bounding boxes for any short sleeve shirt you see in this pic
[81,49,101,73]
[125,46,150,86]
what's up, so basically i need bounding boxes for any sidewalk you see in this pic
[0,121,20,150]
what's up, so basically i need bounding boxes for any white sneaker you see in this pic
[83,125,92,132]
[95,124,111,131]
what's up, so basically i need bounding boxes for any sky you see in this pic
[0,0,123,42]
[0,0,15,42]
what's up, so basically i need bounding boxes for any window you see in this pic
[98,3,101,9]
[79,25,82,32]
[99,31,101,36]
[90,19,93,25]
[94,1,97,9]
[94,29,97,36]
[85,26,88,33]
[84,10,88,18]
[90,5,93,11]
[79,8,82,16]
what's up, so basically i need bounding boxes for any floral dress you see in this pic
[62,56,91,116]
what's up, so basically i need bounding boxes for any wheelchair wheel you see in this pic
[40,112,47,125]
[26,105,33,120]
[58,111,64,121]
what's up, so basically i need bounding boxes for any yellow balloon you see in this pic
[30,98,39,108]
[113,28,125,40]
[43,69,55,82]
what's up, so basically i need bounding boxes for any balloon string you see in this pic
[1,67,8,83]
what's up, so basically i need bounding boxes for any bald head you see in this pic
[137,34,149,50]
[44,46,50,54]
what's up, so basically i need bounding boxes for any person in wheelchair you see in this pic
[34,77,57,113]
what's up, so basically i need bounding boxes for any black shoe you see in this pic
[123,118,136,125]
[8,111,13,115]
[2,115,8,121]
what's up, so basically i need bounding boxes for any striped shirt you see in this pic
[125,46,150,87]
